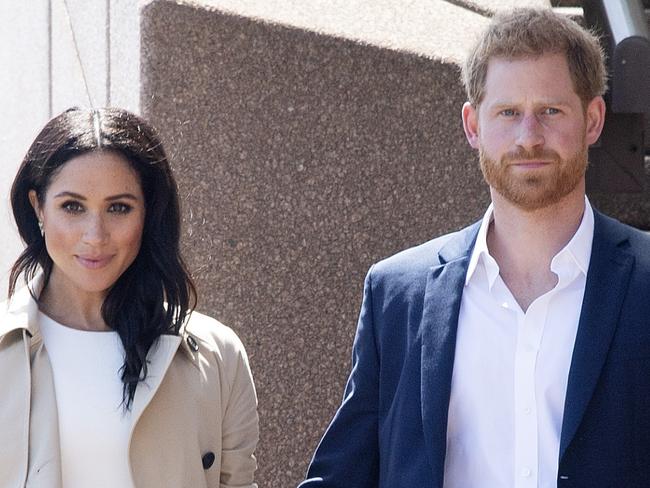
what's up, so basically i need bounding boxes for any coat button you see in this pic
[186,335,199,352]
[202,452,215,469]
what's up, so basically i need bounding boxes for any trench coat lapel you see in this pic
[559,211,633,459]
[0,328,31,486]
[129,334,182,427]
[0,280,61,487]
[420,223,479,486]
[27,338,62,487]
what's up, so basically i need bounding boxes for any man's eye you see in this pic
[544,107,560,115]
[61,201,83,213]
[109,202,132,214]
[500,109,517,117]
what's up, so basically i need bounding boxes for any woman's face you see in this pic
[29,151,145,297]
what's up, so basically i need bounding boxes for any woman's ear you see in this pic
[28,190,42,222]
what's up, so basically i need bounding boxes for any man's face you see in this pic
[462,53,604,211]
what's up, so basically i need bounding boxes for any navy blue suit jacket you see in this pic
[300,210,650,487]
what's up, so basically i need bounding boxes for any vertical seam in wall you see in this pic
[48,0,53,117]
[106,0,111,106]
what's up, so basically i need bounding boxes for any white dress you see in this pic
[38,312,136,488]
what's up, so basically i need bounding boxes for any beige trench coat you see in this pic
[0,284,259,488]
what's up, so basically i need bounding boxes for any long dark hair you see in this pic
[9,107,196,409]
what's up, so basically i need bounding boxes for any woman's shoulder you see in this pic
[182,310,249,359]
[181,311,255,393]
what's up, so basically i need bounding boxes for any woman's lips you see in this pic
[75,255,113,269]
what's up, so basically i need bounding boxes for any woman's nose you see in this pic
[82,215,109,244]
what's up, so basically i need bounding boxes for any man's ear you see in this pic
[28,190,42,221]
[585,95,606,146]
[462,102,480,149]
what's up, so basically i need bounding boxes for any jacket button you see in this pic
[186,335,199,352]
[202,452,215,469]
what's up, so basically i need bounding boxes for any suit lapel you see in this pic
[421,223,479,486]
[559,211,633,459]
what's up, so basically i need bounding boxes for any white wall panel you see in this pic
[0,1,50,297]
[51,0,109,111]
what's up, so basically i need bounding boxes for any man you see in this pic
[299,8,650,488]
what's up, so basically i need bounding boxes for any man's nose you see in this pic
[515,114,545,150]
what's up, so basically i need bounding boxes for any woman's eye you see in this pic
[61,201,83,213]
[109,202,132,214]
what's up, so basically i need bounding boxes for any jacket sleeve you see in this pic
[219,331,260,488]
[299,267,380,487]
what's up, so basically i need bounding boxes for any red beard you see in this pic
[479,144,588,211]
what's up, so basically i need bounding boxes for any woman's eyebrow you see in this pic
[52,191,86,200]
[52,191,140,201]
[105,193,140,201]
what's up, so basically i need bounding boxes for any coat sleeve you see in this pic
[219,331,260,488]
[299,267,380,487]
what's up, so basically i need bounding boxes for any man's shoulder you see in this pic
[595,210,650,263]
[369,222,479,284]
[372,233,455,273]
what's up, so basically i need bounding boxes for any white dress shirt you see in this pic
[443,199,594,488]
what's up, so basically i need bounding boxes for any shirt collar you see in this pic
[465,202,498,287]
[465,197,594,288]
[0,274,44,339]
[551,197,593,279]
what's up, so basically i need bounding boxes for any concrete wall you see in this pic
[141,1,493,486]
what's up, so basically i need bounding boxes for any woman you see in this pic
[1,107,258,487]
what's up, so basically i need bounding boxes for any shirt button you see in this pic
[521,467,532,478]
[523,407,532,414]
